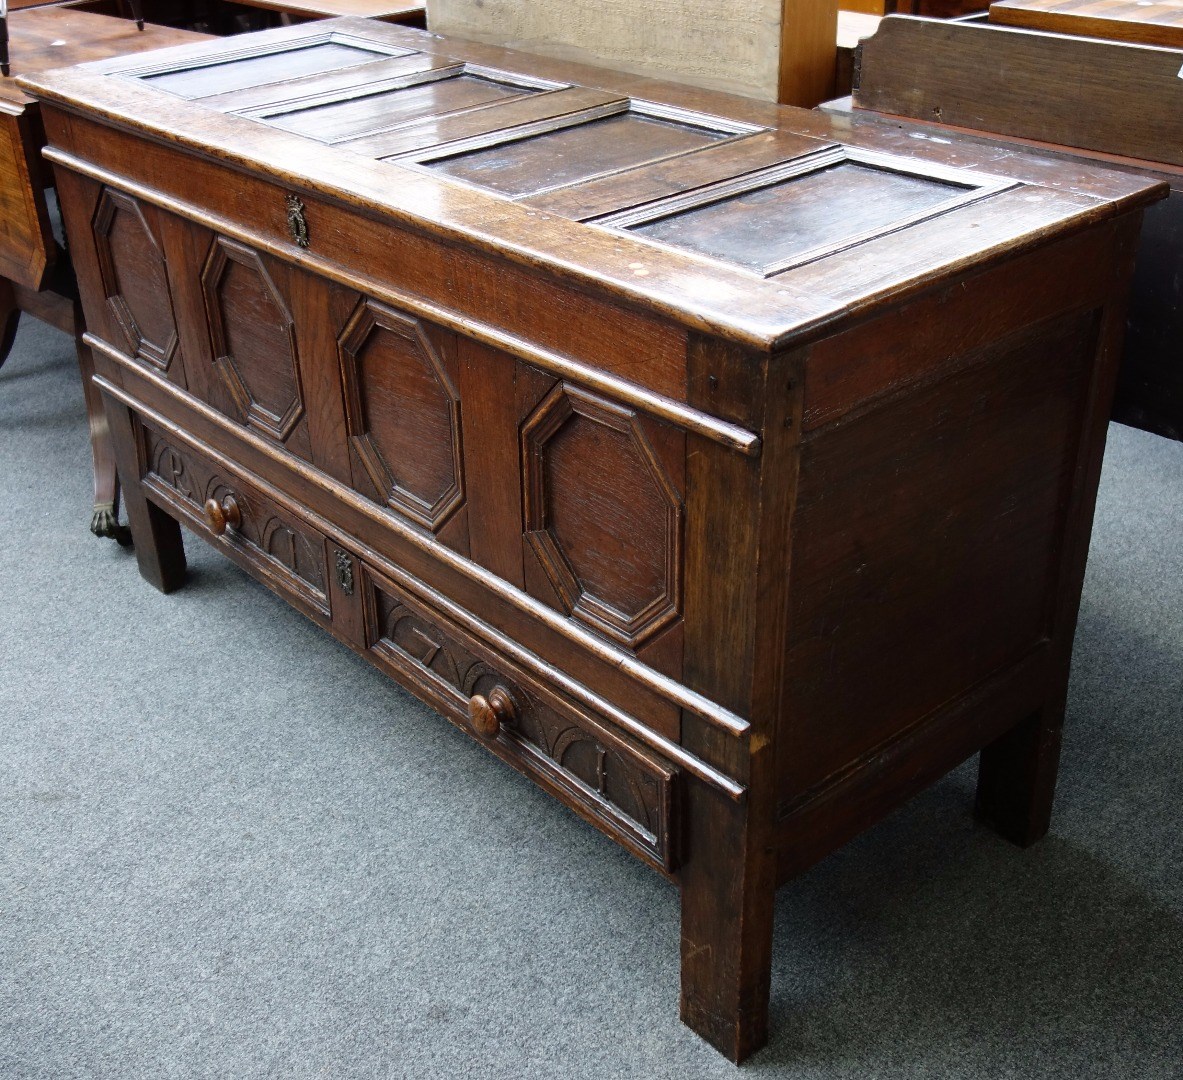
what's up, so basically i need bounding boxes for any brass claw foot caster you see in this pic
[91,503,133,547]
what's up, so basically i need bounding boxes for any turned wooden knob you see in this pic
[203,494,241,536]
[468,686,516,739]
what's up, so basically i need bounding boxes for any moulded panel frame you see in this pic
[592,146,1022,278]
[337,297,466,533]
[118,31,418,99]
[237,62,571,144]
[92,185,181,372]
[392,98,767,201]
[521,382,684,651]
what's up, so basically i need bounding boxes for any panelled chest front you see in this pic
[21,20,1164,1061]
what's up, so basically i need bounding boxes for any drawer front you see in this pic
[360,563,678,871]
[139,421,333,623]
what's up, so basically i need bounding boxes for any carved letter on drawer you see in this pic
[338,299,463,531]
[365,574,675,869]
[93,188,179,371]
[141,426,329,615]
[201,237,305,443]
[522,384,683,648]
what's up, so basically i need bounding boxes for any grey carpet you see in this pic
[1,315,1180,1079]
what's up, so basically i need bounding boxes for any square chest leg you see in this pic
[100,390,187,594]
[679,783,776,1063]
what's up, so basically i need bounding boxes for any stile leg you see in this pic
[975,704,1064,848]
[100,389,187,593]
[679,782,775,1063]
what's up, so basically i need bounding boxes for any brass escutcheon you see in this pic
[285,194,310,249]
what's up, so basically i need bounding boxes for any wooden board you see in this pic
[854,15,1183,168]
[230,0,425,24]
[990,0,1183,48]
[845,14,1183,439]
[0,7,207,107]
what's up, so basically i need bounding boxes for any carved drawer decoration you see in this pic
[522,383,683,649]
[141,424,329,617]
[364,570,675,870]
[92,187,180,371]
[338,298,464,531]
[201,237,306,443]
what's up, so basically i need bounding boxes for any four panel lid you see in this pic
[19,18,1164,349]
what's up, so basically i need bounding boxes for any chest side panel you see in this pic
[779,223,1131,812]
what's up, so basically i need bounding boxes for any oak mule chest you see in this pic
[22,20,1163,1061]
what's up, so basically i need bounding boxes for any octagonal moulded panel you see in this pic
[93,187,179,371]
[201,237,304,442]
[522,383,683,649]
[338,298,464,531]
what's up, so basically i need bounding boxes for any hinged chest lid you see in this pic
[20,18,1164,349]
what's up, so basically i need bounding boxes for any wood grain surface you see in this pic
[27,20,1163,1063]
[990,0,1183,48]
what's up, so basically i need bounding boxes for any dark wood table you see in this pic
[0,6,208,539]
[21,18,1164,1061]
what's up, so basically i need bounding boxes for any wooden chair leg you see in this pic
[73,304,132,545]
[0,278,20,371]
[975,704,1064,848]
[679,782,775,1063]
[100,388,187,593]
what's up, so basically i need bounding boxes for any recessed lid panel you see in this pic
[599,150,1017,276]
[263,72,541,142]
[138,40,403,99]
[419,107,744,198]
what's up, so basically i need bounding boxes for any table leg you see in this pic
[100,388,186,593]
[0,278,20,370]
[74,305,131,545]
[679,782,775,1063]
[975,703,1064,848]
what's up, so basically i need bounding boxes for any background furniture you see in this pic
[0,6,206,539]
[829,12,1183,440]
[229,0,424,25]
[430,0,855,107]
[0,0,422,541]
[988,0,1183,46]
[24,17,1161,1061]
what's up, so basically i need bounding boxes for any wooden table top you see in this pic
[989,0,1183,48]
[0,8,210,108]
[229,0,425,21]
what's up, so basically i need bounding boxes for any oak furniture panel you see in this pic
[23,19,1163,1062]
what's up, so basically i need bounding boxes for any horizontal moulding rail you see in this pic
[46,147,762,457]
[92,353,750,799]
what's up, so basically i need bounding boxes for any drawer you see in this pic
[358,561,679,872]
[128,399,685,871]
[138,420,334,626]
